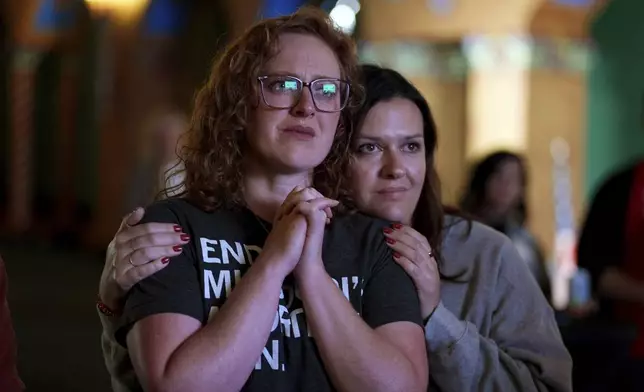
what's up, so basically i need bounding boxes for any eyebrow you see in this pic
[356,134,424,142]
[265,71,341,80]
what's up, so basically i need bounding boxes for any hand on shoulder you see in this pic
[98,207,190,311]
[383,224,440,320]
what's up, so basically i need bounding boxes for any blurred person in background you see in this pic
[98,64,571,391]
[460,151,551,300]
[577,158,644,391]
[125,110,188,212]
[0,256,24,392]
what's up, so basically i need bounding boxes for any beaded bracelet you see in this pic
[96,297,120,317]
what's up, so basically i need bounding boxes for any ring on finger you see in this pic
[128,256,135,266]
[428,251,434,258]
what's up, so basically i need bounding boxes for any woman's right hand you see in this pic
[98,207,190,311]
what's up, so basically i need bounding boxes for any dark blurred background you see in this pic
[1,0,644,390]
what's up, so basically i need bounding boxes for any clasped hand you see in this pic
[259,186,338,280]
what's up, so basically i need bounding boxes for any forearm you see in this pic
[155,259,286,392]
[599,267,644,304]
[298,269,424,392]
[98,309,123,373]
[427,303,572,392]
[98,243,126,311]
[98,310,137,392]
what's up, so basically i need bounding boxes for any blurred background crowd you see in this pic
[1,0,643,390]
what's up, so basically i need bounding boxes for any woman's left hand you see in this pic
[383,224,440,321]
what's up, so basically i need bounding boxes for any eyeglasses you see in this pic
[257,75,350,113]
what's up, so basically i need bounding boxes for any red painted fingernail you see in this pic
[386,238,396,244]
[162,257,170,264]
[173,245,182,252]
[393,252,401,258]
[393,223,403,230]
[173,225,182,232]
[180,234,190,241]
[383,228,393,234]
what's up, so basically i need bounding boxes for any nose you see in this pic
[291,88,315,118]
[380,151,406,179]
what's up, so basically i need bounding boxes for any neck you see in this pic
[243,160,312,222]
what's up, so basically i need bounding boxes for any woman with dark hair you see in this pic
[99,63,571,391]
[460,151,551,299]
[98,9,428,392]
[460,151,528,231]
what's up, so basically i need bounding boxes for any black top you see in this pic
[577,165,636,319]
[116,197,422,392]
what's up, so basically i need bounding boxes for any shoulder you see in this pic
[441,215,520,280]
[593,165,636,199]
[329,211,392,239]
[145,197,196,214]
[442,215,546,299]
[442,215,510,257]
[605,164,636,185]
[323,212,393,271]
[141,197,214,223]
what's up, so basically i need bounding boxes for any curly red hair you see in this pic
[170,7,363,212]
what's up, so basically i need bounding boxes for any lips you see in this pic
[283,125,315,138]
[377,187,408,194]
[376,187,409,201]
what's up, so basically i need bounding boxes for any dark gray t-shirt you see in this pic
[116,197,422,391]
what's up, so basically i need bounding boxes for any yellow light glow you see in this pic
[85,0,150,22]
[465,68,529,160]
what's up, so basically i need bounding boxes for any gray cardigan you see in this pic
[98,216,572,391]
[425,216,571,391]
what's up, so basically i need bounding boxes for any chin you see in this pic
[275,153,326,173]
[367,205,409,224]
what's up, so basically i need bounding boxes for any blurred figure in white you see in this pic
[126,110,187,211]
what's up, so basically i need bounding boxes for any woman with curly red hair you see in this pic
[103,8,427,392]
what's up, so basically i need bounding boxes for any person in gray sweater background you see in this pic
[97,64,571,391]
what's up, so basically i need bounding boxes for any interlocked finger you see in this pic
[291,198,338,219]
[275,186,334,223]
[275,185,307,222]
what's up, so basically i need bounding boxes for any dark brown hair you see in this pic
[356,65,445,260]
[170,7,363,211]
[459,151,528,225]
